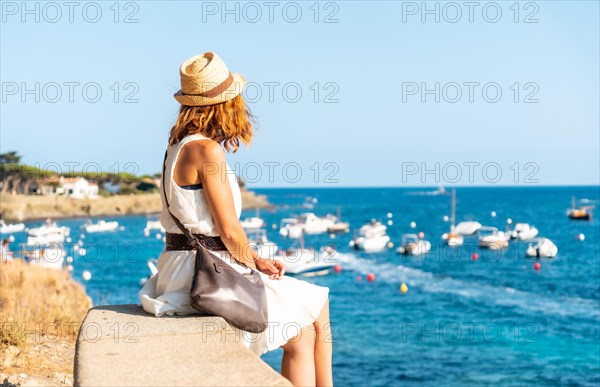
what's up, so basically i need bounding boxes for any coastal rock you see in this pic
[1,190,270,222]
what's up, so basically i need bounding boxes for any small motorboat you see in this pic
[240,207,266,230]
[299,213,332,235]
[274,246,337,276]
[327,207,350,233]
[567,197,593,220]
[350,221,390,252]
[240,217,265,230]
[327,222,350,233]
[478,227,509,250]
[279,218,304,238]
[83,220,119,233]
[397,234,432,255]
[27,220,69,237]
[526,238,558,258]
[145,219,165,234]
[27,233,66,245]
[249,229,279,259]
[455,221,482,236]
[510,223,539,240]
[0,220,25,234]
[442,190,464,247]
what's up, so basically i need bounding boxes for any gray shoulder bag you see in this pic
[161,150,269,333]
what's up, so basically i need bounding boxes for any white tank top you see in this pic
[159,133,242,236]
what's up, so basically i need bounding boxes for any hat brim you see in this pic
[174,73,246,106]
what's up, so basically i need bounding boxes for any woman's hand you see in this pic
[254,257,285,280]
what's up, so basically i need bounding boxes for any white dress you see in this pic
[139,133,329,356]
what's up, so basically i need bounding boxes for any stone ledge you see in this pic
[74,304,292,387]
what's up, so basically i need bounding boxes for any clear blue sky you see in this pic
[1,1,598,187]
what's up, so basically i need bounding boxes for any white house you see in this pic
[61,177,98,199]
[39,176,98,199]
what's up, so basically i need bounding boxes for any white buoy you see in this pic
[272,224,277,230]
[387,212,393,218]
[67,265,74,272]
[67,256,73,263]
[156,233,162,239]
[578,233,585,241]
[66,237,72,243]
[491,211,497,217]
[387,220,393,226]
[74,245,80,251]
[442,215,449,222]
[410,221,416,229]
[80,234,85,239]
[330,233,335,239]
[82,270,92,281]
[78,248,87,256]
[506,218,513,225]
[119,226,125,231]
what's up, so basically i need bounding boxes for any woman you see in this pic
[139,52,333,387]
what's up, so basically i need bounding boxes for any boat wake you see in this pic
[338,253,600,320]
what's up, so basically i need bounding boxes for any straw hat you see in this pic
[174,52,246,106]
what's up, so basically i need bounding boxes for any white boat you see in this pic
[397,234,432,255]
[455,221,482,236]
[27,245,66,270]
[279,218,304,238]
[145,219,165,232]
[299,213,332,235]
[27,222,69,237]
[351,221,390,252]
[248,229,279,259]
[327,222,349,233]
[358,221,388,238]
[526,238,558,258]
[442,189,464,247]
[0,220,25,234]
[327,207,349,233]
[83,220,119,233]
[478,227,509,250]
[274,246,337,276]
[510,223,539,240]
[240,217,265,230]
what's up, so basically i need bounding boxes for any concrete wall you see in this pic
[74,304,292,387]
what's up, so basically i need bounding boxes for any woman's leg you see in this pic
[313,299,333,387]
[281,324,316,386]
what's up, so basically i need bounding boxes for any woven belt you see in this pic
[165,232,227,252]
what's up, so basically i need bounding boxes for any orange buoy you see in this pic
[534,262,541,271]
[472,253,479,261]
[367,273,375,282]
[356,275,363,282]
[334,265,342,273]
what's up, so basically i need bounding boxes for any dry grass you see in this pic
[0,260,92,379]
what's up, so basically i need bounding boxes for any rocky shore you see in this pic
[0,190,269,222]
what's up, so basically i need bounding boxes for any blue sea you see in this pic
[7,186,600,386]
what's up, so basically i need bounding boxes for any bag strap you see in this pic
[161,148,252,270]
[161,149,203,250]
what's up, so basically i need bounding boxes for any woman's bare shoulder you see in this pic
[183,138,225,162]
